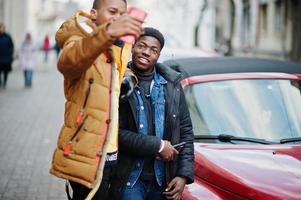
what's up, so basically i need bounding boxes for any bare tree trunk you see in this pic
[291,0,301,62]
[225,0,235,56]
[194,0,208,47]
[280,1,288,59]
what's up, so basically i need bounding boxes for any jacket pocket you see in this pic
[63,115,88,156]
[72,116,105,159]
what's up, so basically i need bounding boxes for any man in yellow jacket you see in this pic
[50,0,144,199]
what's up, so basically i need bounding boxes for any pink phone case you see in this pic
[119,7,147,44]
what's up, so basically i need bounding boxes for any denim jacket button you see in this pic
[126,182,131,186]
[139,124,144,128]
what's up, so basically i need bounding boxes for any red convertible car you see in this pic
[165,57,301,200]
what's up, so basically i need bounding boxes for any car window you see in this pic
[185,79,301,141]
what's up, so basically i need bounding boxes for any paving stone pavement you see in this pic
[0,56,67,200]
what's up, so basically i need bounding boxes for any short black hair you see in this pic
[93,0,127,9]
[138,27,165,50]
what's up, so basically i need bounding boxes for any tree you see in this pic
[291,0,301,62]
[225,0,235,56]
[194,0,208,47]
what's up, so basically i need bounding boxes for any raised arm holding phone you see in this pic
[49,0,147,199]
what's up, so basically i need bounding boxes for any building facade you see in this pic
[0,0,78,50]
[214,0,299,61]
[2,0,299,62]
[132,0,300,61]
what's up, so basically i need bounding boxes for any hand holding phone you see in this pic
[173,142,186,151]
[119,7,147,44]
[157,140,179,161]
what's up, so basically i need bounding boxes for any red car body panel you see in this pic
[181,73,301,88]
[182,73,301,200]
[184,144,301,200]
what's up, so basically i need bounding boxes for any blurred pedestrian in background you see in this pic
[18,33,36,88]
[43,35,50,63]
[53,41,61,59]
[0,23,14,89]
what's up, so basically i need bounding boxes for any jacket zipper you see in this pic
[94,49,114,179]
[63,78,94,156]
[165,84,180,184]
[76,79,94,124]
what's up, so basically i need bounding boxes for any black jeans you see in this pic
[70,165,115,200]
[0,69,9,88]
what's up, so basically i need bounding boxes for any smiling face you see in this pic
[132,36,162,73]
[90,0,127,26]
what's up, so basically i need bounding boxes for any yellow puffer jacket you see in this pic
[50,11,132,189]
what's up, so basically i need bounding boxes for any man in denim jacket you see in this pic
[110,27,194,200]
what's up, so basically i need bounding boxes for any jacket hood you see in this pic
[155,62,182,83]
[193,143,301,200]
[56,11,96,48]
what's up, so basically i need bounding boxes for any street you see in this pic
[0,54,66,200]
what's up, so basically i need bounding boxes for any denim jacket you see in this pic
[127,69,167,187]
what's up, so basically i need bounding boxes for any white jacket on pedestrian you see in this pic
[18,40,36,70]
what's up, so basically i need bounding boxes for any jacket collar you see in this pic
[155,62,182,84]
[153,67,167,85]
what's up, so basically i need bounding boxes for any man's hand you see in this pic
[107,14,144,39]
[163,177,187,200]
[120,75,134,99]
[158,141,178,161]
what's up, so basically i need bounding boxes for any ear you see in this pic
[90,9,97,21]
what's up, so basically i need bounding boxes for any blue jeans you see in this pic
[121,178,164,200]
[24,69,33,87]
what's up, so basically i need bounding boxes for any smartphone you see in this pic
[119,7,147,44]
[173,142,186,151]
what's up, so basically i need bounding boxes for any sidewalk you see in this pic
[0,52,67,200]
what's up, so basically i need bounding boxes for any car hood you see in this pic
[194,143,301,199]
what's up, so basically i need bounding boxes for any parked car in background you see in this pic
[158,47,219,62]
[164,57,301,200]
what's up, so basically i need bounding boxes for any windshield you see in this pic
[185,79,301,141]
